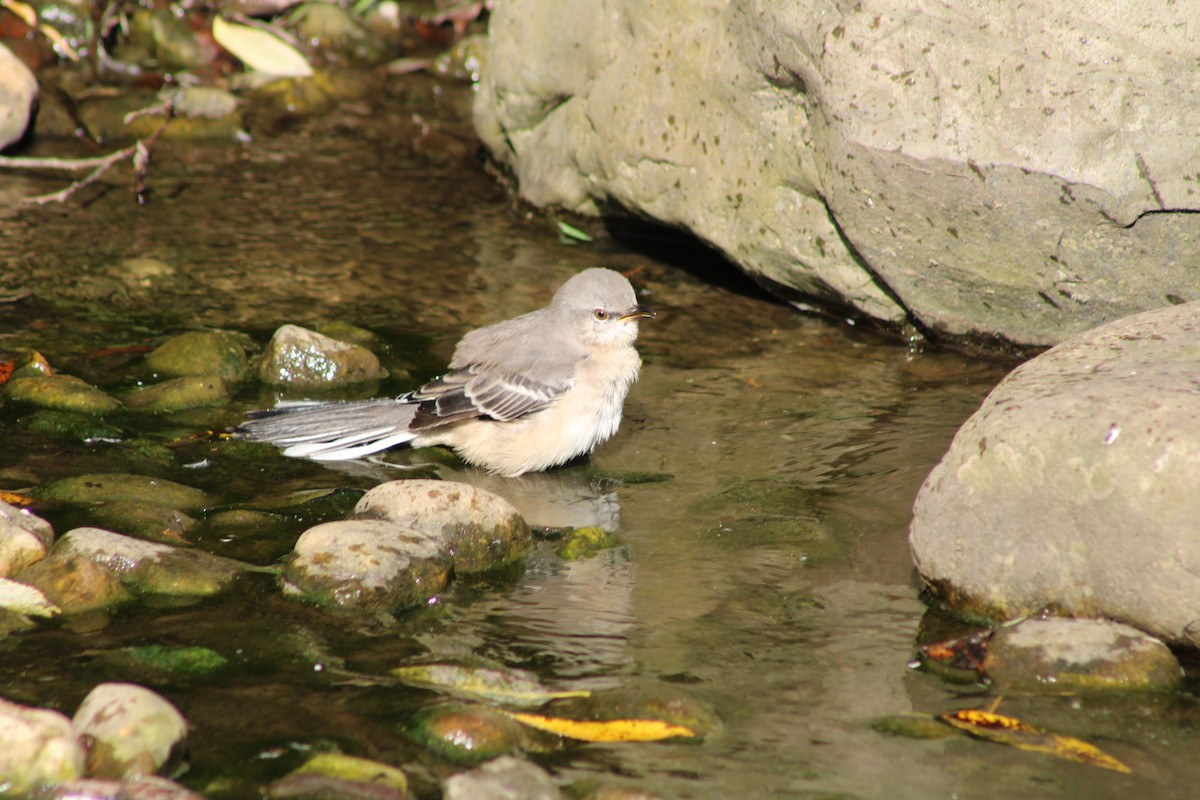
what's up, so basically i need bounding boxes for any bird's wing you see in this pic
[408,364,574,430]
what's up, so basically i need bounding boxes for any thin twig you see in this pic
[1,99,175,205]
[0,147,137,172]
[21,150,134,205]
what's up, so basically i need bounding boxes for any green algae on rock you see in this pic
[143,330,250,381]
[31,474,210,512]
[982,618,1183,693]
[55,527,254,597]
[265,752,408,800]
[124,374,231,414]
[5,375,122,415]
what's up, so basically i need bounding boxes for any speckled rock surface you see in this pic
[473,1,1200,348]
[910,302,1200,645]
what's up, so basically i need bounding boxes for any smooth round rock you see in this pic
[283,519,451,611]
[143,330,248,382]
[0,501,52,577]
[354,480,532,573]
[124,374,230,413]
[910,302,1200,645]
[257,324,384,387]
[443,755,561,800]
[32,474,210,512]
[410,706,544,766]
[0,697,84,793]
[16,554,130,614]
[982,618,1182,692]
[72,683,187,779]
[4,375,122,414]
[56,527,250,597]
[41,777,204,800]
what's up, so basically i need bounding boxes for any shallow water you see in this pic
[1,72,1196,799]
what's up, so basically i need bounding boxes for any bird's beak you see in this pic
[620,305,656,321]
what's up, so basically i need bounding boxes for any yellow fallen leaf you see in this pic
[0,491,34,508]
[940,709,1131,773]
[501,710,696,742]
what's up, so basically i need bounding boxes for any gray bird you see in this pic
[239,268,655,476]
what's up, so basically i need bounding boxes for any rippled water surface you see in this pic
[1,74,1194,799]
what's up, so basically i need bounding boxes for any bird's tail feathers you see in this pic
[238,399,419,461]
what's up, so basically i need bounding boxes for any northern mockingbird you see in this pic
[240,268,654,477]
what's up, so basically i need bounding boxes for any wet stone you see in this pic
[41,777,205,800]
[17,552,135,614]
[143,330,249,382]
[283,518,451,611]
[0,500,53,577]
[96,645,230,681]
[124,373,230,413]
[22,410,124,442]
[56,527,252,597]
[0,576,60,618]
[289,2,382,63]
[4,374,122,415]
[32,473,210,512]
[0,697,85,794]
[122,9,208,71]
[981,617,1183,692]
[258,324,385,387]
[443,754,561,800]
[409,704,554,765]
[266,753,409,800]
[78,89,246,143]
[86,501,196,545]
[354,480,532,573]
[72,682,188,780]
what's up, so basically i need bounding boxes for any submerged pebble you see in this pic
[143,330,249,382]
[5,375,122,415]
[124,374,231,413]
[31,473,210,512]
[22,410,124,442]
[442,755,560,800]
[39,776,204,800]
[409,704,555,765]
[265,752,409,799]
[981,617,1183,692]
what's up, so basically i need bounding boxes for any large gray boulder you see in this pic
[473,1,1200,348]
[909,302,1200,645]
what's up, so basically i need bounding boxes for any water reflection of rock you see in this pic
[316,458,624,531]
[448,469,623,532]
[312,459,635,679]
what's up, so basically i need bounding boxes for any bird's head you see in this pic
[555,268,656,348]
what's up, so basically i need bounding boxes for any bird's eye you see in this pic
[593,308,609,321]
